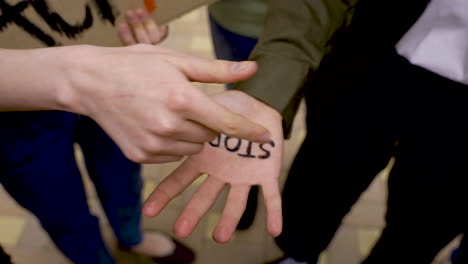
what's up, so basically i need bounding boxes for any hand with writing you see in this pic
[143,90,283,243]
[117,8,169,45]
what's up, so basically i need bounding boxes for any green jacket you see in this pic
[209,0,268,38]
[232,0,358,136]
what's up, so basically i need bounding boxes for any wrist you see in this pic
[0,47,73,111]
[52,45,97,116]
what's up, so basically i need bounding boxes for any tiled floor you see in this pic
[0,6,460,264]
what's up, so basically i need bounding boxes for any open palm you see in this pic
[143,90,284,243]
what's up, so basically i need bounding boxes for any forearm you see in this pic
[234,0,358,136]
[0,47,74,112]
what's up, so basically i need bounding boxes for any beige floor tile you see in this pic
[319,252,329,264]
[192,173,209,186]
[170,7,210,34]
[327,226,360,264]
[194,82,224,95]
[141,164,163,181]
[357,228,382,258]
[359,176,387,205]
[343,200,386,228]
[177,10,201,24]
[197,238,264,264]
[204,212,222,241]
[0,187,28,217]
[159,34,194,52]
[191,35,214,56]
[7,247,70,264]
[100,224,118,255]
[0,216,27,247]
[16,217,54,250]
[262,235,283,262]
[87,197,109,226]
[142,180,157,200]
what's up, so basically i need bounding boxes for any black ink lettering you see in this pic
[0,0,59,46]
[259,140,275,159]
[0,0,118,46]
[93,0,117,24]
[31,0,93,39]
[209,134,221,147]
[238,141,256,158]
[224,136,241,152]
[0,0,28,30]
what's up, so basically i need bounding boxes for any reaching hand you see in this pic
[143,90,283,243]
[117,8,169,46]
[61,45,270,164]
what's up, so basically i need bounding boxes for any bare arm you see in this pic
[0,45,271,163]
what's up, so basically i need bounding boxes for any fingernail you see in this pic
[271,221,282,236]
[143,202,155,215]
[214,226,230,243]
[230,61,255,73]
[175,219,191,237]
[178,219,189,232]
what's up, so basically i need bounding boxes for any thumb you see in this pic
[165,55,258,84]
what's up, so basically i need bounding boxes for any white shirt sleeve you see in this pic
[396,0,468,85]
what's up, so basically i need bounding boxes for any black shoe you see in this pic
[236,185,259,230]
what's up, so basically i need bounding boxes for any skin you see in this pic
[143,90,284,243]
[117,8,169,45]
[115,9,285,242]
[0,43,271,164]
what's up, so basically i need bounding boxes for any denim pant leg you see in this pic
[0,111,115,264]
[76,116,143,247]
[208,14,258,88]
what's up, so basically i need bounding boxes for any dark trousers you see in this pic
[276,51,468,263]
[0,112,142,264]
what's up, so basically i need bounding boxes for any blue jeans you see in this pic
[208,14,258,88]
[0,111,142,264]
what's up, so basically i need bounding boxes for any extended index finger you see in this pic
[183,92,271,143]
[163,54,258,84]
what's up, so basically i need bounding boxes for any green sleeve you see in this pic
[233,0,358,137]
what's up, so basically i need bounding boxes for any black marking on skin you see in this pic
[259,140,275,159]
[224,136,241,152]
[238,140,256,158]
[209,134,222,147]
